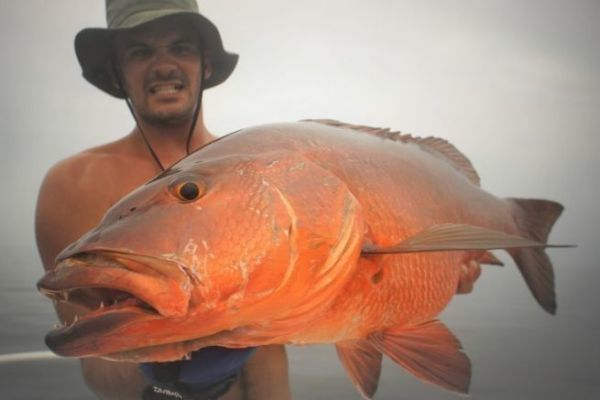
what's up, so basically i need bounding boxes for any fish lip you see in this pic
[39,250,193,357]
[38,250,192,319]
[45,307,160,357]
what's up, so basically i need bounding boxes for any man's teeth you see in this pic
[151,84,183,94]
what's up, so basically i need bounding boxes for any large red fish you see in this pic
[38,120,566,398]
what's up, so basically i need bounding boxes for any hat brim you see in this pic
[75,12,238,98]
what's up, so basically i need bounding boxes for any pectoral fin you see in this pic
[369,320,471,394]
[336,339,383,400]
[362,223,564,254]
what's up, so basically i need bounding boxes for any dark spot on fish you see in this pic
[309,240,325,249]
[371,269,383,284]
[86,231,101,243]
[129,207,136,212]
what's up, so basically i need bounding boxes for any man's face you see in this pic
[114,18,210,125]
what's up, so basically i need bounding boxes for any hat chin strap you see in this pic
[112,48,206,173]
[186,51,205,158]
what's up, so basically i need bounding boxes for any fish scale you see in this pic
[309,252,462,341]
[38,120,569,399]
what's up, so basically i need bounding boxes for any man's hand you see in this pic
[456,260,482,294]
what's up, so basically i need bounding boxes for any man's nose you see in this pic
[151,62,178,80]
[149,48,178,79]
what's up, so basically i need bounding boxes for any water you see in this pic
[0,359,93,400]
[1,244,599,399]
[1,246,93,398]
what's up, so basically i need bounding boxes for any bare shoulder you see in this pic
[37,147,121,222]
[42,139,135,191]
[38,137,153,208]
[35,139,150,270]
[36,152,108,269]
[43,152,100,192]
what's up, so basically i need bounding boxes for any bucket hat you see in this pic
[75,0,238,98]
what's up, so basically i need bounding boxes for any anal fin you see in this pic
[369,320,471,394]
[336,339,382,400]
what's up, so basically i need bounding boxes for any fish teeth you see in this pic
[183,353,192,361]
[100,301,105,309]
[53,323,60,329]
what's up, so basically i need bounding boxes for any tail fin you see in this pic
[507,198,564,314]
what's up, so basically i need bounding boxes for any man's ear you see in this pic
[202,51,213,80]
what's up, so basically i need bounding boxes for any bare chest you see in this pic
[89,154,161,212]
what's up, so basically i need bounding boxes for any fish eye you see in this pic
[171,180,205,202]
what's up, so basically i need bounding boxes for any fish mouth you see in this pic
[37,251,192,357]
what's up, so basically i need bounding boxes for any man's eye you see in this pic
[171,43,198,56]
[127,47,152,59]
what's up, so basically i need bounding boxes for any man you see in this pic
[35,1,290,399]
[36,1,483,399]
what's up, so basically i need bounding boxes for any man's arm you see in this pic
[456,260,482,294]
[35,156,148,400]
[238,345,291,400]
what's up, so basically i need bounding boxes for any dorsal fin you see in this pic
[304,119,481,186]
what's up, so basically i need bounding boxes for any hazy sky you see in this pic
[0,1,598,398]
[1,1,598,251]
